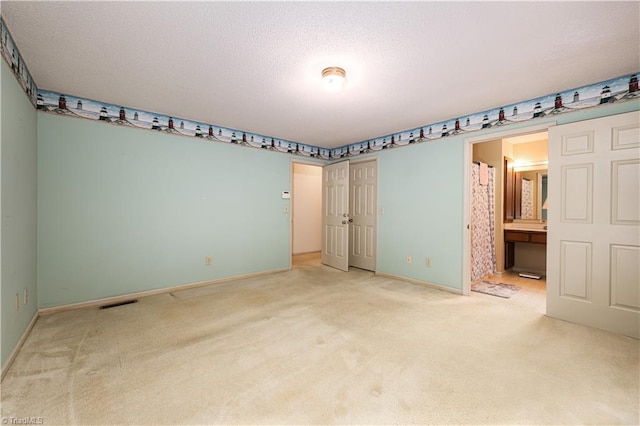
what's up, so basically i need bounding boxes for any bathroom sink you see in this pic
[504,223,547,232]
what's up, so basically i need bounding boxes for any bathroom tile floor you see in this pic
[478,269,547,314]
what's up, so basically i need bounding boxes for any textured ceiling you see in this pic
[2,1,639,149]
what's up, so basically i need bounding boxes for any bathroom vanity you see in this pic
[503,155,548,273]
[504,227,547,270]
[504,223,547,274]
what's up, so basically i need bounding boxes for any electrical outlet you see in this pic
[24,289,28,305]
[15,294,20,311]
[406,255,412,265]
[206,256,212,266]
[425,257,431,267]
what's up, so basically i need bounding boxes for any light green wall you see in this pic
[0,60,2,370]
[1,60,38,368]
[377,137,464,288]
[11,48,640,313]
[37,113,293,308]
[375,100,639,291]
[33,86,640,307]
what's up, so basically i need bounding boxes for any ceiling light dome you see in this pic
[322,67,346,93]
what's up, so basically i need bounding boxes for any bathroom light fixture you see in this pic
[513,160,548,169]
[322,67,346,93]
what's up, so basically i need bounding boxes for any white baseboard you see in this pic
[38,267,289,316]
[375,272,463,295]
[1,311,39,382]
[3,268,289,380]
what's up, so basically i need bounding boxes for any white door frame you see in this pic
[289,159,325,269]
[462,121,556,296]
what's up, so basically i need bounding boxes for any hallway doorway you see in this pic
[291,163,322,258]
[291,159,378,273]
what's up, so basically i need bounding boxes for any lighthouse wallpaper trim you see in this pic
[0,17,38,107]
[35,90,329,158]
[34,74,639,160]
[2,18,638,160]
[331,73,639,158]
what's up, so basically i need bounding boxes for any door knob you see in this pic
[343,213,349,217]
[342,220,347,224]
[348,218,353,223]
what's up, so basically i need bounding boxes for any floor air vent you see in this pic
[100,299,138,309]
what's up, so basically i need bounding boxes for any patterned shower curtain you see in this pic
[471,163,496,282]
[521,179,534,219]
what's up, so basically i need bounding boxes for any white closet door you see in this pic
[349,160,377,271]
[322,161,350,272]
[547,111,640,338]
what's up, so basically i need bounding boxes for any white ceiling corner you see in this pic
[2,1,639,149]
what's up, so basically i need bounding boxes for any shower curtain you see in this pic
[471,163,496,282]
[521,179,534,219]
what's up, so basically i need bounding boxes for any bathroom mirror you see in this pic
[514,167,547,221]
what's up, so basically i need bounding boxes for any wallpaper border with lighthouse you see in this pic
[2,17,639,160]
[36,90,328,158]
[335,73,639,158]
[0,16,38,107]
[35,73,639,160]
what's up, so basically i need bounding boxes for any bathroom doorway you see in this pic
[463,123,551,313]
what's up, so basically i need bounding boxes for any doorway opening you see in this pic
[464,123,553,314]
[291,162,322,268]
[290,159,378,273]
[320,159,378,272]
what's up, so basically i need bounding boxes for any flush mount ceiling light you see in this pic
[322,66,346,93]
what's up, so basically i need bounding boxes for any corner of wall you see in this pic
[0,58,39,370]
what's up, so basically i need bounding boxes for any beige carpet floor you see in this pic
[1,253,638,425]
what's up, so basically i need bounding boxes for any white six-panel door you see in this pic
[547,111,640,338]
[322,161,350,271]
[349,160,377,271]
